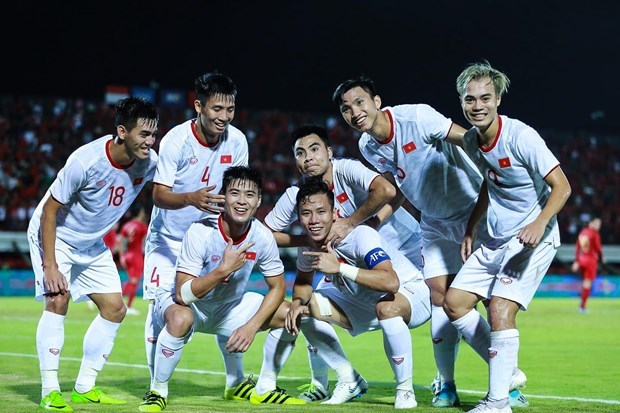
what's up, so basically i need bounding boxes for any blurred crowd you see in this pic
[1,95,618,248]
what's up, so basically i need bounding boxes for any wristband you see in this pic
[339,263,359,282]
[180,278,198,304]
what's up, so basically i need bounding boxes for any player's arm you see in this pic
[227,273,286,352]
[443,122,468,147]
[461,180,489,261]
[285,269,315,335]
[174,240,254,305]
[517,166,571,248]
[304,242,399,294]
[40,196,68,295]
[152,182,225,213]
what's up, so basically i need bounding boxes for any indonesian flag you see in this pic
[403,141,416,154]
[221,155,232,164]
[499,157,511,168]
[336,192,349,203]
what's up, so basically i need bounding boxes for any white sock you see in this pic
[152,327,185,398]
[255,328,296,394]
[145,300,161,384]
[379,316,413,390]
[74,314,120,393]
[300,318,355,383]
[216,334,245,388]
[37,311,65,397]
[306,342,330,390]
[452,308,490,363]
[431,305,459,384]
[488,329,519,402]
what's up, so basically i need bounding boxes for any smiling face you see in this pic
[339,86,382,133]
[460,76,501,132]
[293,133,333,178]
[118,118,158,160]
[195,93,236,142]
[298,192,335,243]
[223,178,261,225]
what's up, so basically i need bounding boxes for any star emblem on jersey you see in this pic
[499,157,511,168]
[403,141,416,154]
[221,154,232,164]
[336,192,349,203]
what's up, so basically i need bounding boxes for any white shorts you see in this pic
[29,231,121,302]
[154,288,264,339]
[143,238,181,300]
[420,215,488,279]
[316,279,431,336]
[450,233,558,310]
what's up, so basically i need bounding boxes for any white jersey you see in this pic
[297,225,424,304]
[359,105,482,222]
[172,215,284,312]
[28,135,157,250]
[462,115,561,244]
[147,119,248,244]
[264,157,421,257]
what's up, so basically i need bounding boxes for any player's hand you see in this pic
[571,261,579,273]
[303,242,340,274]
[461,227,477,262]
[325,217,353,245]
[285,300,310,335]
[189,184,225,213]
[43,264,69,295]
[517,219,546,248]
[219,239,255,281]
[226,324,258,353]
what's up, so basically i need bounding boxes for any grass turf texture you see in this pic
[0,296,618,412]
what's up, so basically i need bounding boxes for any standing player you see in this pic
[142,72,249,399]
[139,166,305,411]
[571,217,603,313]
[444,61,571,413]
[264,124,422,401]
[285,179,431,409]
[28,97,159,412]
[118,203,149,315]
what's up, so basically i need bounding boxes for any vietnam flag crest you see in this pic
[221,155,232,164]
[336,192,349,203]
[245,251,257,260]
[498,157,511,168]
[403,141,416,154]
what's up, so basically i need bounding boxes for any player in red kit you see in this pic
[118,204,149,315]
[571,217,603,313]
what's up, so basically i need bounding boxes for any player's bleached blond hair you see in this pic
[456,60,511,98]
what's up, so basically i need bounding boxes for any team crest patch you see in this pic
[147,337,158,344]
[499,157,511,168]
[245,251,256,260]
[133,177,143,185]
[403,141,416,154]
[96,180,107,187]
[500,277,513,285]
[378,158,386,165]
[211,255,221,263]
[162,348,174,358]
[190,156,198,165]
[336,192,349,203]
[49,348,60,355]
[220,155,232,164]
[392,357,405,365]
[489,350,498,358]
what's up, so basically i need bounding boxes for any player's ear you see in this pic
[374,94,382,110]
[257,194,262,209]
[116,125,127,141]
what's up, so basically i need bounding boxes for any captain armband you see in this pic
[339,263,359,282]
[180,278,198,305]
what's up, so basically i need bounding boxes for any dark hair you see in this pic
[332,76,378,106]
[114,97,158,131]
[296,177,334,213]
[291,124,331,151]
[222,166,263,194]
[194,72,237,105]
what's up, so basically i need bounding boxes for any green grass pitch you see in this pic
[1,296,619,412]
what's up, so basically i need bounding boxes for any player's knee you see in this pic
[165,308,194,334]
[375,295,401,320]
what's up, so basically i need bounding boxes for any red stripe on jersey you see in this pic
[336,192,349,203]
[245,251,256,260]
[221,155,232,164]
[403,141,416,154]
[498,157,511,168]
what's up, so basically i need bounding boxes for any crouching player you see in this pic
[285,179,431,409]
[139,166,305,411]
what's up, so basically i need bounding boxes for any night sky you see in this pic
[3,1,618,132]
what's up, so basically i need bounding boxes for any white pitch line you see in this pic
[2,352,619,405]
